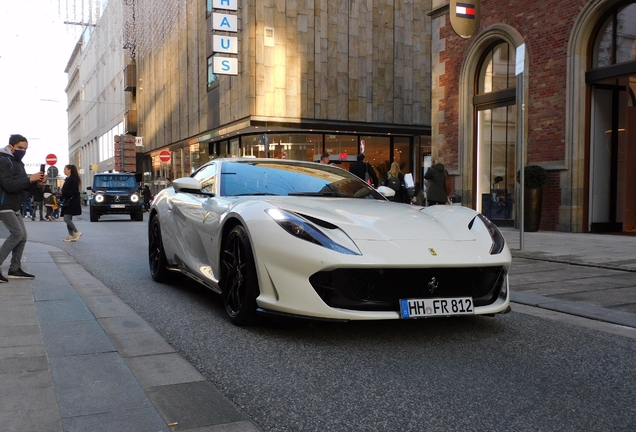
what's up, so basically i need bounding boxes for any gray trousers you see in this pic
[64,214,78,236]
[0,210,27,272]
[32,200,44,220]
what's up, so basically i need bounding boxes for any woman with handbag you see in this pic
[61,165,82,242]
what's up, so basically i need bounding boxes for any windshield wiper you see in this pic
[288,191,343,197]
[232,193,278,196]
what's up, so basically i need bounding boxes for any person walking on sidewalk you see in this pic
[31,181,45,221]
[61,165,82,242]
[142,184,151,212]
[0,134,47,282]
[43,185,56,221]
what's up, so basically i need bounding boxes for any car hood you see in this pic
[262,198,476,242]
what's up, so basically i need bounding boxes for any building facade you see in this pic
[65,0,137,189]
[130,0,433,194]
[431,0,636,233]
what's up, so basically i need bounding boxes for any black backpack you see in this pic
[387,174,400,192]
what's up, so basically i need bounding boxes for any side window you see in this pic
[192,163,217,193]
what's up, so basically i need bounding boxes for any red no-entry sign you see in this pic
[159,150,171,162]
[46,154,57,165]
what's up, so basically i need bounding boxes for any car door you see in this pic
[169,163,223,283]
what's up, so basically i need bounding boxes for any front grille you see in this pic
[104,194,132,204]
[309,267,505,311]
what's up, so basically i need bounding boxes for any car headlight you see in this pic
[266,208,360,255]
[131,194,139,203]
[95,194,104,203]
[471,214,506,255]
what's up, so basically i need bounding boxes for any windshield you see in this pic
[93,175,137,189]
[220,161,386,200]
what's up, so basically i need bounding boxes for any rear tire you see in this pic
[149,214,170,282]
[221,225,259,326]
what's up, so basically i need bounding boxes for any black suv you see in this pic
[87,173,143,222]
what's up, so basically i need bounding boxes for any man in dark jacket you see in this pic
[31,180,45,221]
[0,135,47,282]
[424,162,448,205]
[349,153,379,188]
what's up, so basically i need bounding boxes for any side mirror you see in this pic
[172,177,203,193]
[377,186,396,198]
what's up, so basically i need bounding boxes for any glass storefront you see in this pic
[146,132,418,194]
[475,41,517,223]
[477,105,516,221]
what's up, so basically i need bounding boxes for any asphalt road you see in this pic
[25,214,636,431]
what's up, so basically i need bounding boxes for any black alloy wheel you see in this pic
[221,225,259,326]
[149,214,170,282]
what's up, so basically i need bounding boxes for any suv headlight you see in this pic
[95,194,104,203]
[131,194,139,203]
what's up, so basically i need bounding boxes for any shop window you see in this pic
[360,136,389,180]
[475,41,516,222]
[324,134,357,167]
[477,105,516,221]
[593,3,636,68]
[393,137,411,175]
[477,43,515,94]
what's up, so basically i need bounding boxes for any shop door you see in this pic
[589,80,635,233]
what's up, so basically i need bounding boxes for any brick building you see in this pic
[431,0,636,233]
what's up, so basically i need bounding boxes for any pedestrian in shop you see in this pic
[142,184,152,212]
[0,134,47,282]
[349,153,378,187]
[61,165,82,242]
[319,152,330,164]
[384,162,409,203]
[411,181,426,206]
[424,161,448,206]
[165,177,172,187]
[31,181,45,221]
[43,185,56,221]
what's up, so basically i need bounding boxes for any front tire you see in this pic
[221,225,259,326]
[90,206,98,222]
[149,214,170,282]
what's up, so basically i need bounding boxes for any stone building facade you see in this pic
[131,0,433,192]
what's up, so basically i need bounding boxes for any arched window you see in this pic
[586,1,636,232]
[593,2,636,68]
[474,41,517,223]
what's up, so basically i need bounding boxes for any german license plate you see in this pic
[110,204,126,208]
[399,297,474,318]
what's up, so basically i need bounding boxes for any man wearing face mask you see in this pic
[0,134,47,282]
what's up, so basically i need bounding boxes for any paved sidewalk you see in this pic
[0,241,260,432]
[1,229,635,430]
[501,227,636,329]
